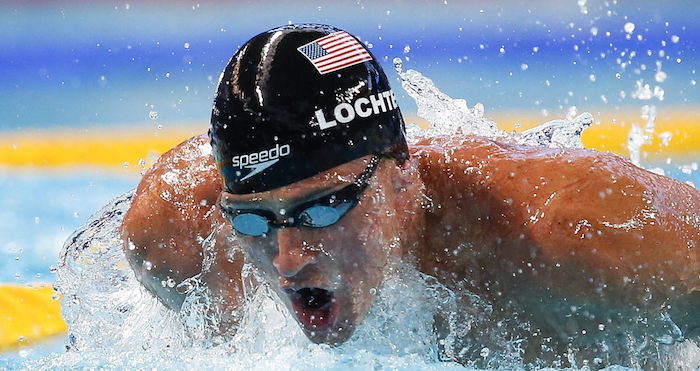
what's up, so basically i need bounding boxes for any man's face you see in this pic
[219,156,403,344]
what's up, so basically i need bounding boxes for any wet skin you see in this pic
[123,134,700,350]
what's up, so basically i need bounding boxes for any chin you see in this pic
[302,319,357,345]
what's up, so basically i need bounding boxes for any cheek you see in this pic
[329,208,393,280]
[238,237,277,273]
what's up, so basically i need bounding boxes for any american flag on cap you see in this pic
[297,31,373,74]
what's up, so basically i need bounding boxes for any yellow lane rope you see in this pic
[0,112,698,170]
[0,124,203,171]
[0,285,66,352]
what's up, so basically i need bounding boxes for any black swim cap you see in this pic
[210,24,408,194]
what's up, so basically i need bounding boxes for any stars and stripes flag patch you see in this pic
[297,31,373,74]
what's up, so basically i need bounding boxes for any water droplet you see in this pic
[480,347,490,358]
[176,280,195,294]
[624,22,635,34]
[392,57,403,73]
[655,61,667,83]
[149,111,159,120]
[520,63,528,71]
[52,293,60,301]
[183,42,190,49]
[143,261,153,271]
[403,45,410,54]
[369,287,377,295]
[615,72,622,79]
[671,35,680,44]
[655,71,667,83]
[34,216,40,224]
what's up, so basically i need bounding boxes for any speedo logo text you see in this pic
[232,143,291,168]
[231,143,291,181]
[314,90,398,130]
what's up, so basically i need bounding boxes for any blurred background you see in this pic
[0,0,698,360]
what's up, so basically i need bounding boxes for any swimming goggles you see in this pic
[221,156,380,237]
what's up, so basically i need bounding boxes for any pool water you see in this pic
[2,68,700,369]
[0,170,137,283]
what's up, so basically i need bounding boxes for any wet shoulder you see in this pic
[408,134,666,190]
[123,134,225,309]
[129,133,223,232]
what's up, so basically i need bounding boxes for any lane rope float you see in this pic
[0,285,66,352]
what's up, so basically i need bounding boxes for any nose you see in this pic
[272,228,316,278]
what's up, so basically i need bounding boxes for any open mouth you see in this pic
[287,287,338,331]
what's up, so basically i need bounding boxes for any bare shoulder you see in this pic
[411,135,700,296]
[122,134,225,309]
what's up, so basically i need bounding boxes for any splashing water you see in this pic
[517,113,593,149]
[394,58,594,150]
[44,165,695,370]
[33,65,699,370]
[393,58,500,141]
[625,104,681,177]
[41,192,501,369]
[627,105,657,168]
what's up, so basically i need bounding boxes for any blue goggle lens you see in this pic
[300,204,349,228]
[231,213,270,236]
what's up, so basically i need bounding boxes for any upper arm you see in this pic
[527,152,700,297]
[122,134,227,309]
[419,138,700,304]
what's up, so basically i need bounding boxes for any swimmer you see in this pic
[122,24,700,365]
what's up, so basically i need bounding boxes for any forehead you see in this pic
[221,155,374,204]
